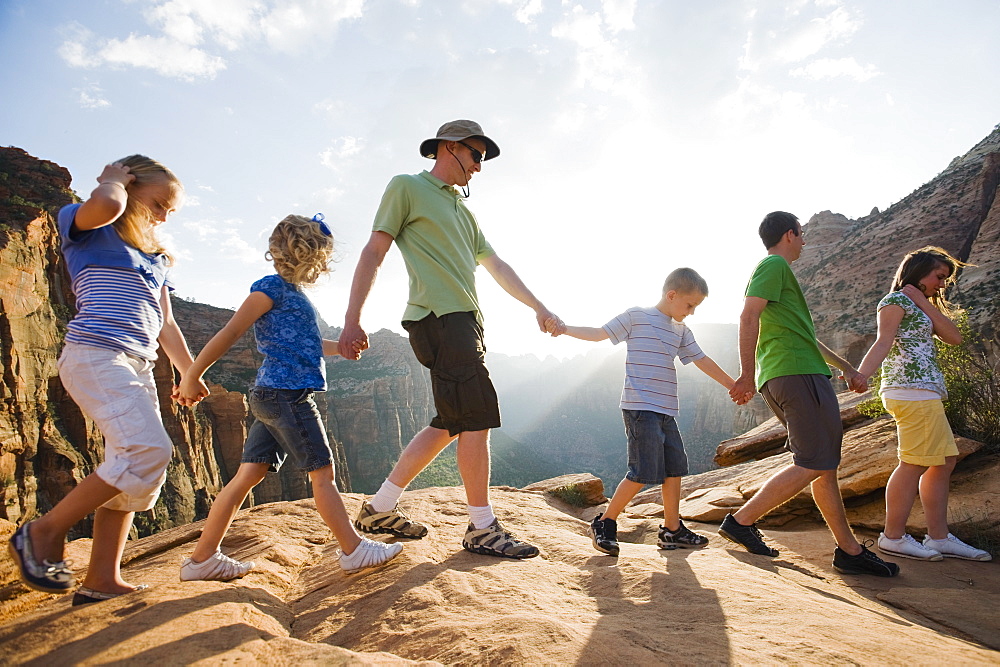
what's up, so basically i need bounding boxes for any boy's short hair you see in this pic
[663,267,708,296]
[758,211,800,249]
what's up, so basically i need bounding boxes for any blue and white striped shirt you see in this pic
[58,204,171,360]
[603,307,705,416]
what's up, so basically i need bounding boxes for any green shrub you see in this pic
[549,484,588,508]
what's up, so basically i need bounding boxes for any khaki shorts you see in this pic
[760,374,842,470]
[57,342,173,512]
[403,311,501,436]
[883,397,958,466]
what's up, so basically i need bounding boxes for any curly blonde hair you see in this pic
[266,214,335,286]
[114,154,183,264]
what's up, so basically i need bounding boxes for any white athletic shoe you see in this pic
[338,537,403,574]
[923,534,993,561]
[877,532,942,561]
[180,550,255,581]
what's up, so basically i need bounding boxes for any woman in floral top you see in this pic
[857,246,991,562]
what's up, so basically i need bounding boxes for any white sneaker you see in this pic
[923,534,993,561]
[180,550,255,581]
[877,533,943,561]
[338,537,403,574]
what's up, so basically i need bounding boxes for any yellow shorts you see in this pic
[882,397,959,467]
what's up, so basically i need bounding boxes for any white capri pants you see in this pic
[57,341,173,512]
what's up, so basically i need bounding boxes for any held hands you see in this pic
[728,375,756,405]
[537,308,565,337]
[338,322,369,361]
[841,369,868,394]
[543,316,567,336]
[173,375,210,407]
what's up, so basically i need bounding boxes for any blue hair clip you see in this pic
[312,213,331,237]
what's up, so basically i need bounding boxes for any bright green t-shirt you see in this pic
[745,254,831,389]
[373,171,495,324]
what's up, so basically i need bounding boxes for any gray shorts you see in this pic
[622,409,689,484]
[760,374,842,470]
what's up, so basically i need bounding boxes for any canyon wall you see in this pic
[794,126,1000,361]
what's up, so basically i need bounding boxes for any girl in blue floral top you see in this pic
[176,214,402,580]
[858,246,990,562]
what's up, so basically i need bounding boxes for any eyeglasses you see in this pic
[458,141,483,164]
[312,213,332,237]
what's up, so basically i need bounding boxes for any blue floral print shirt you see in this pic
[252,274,326,390]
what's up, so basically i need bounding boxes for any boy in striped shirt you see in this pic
[553,268,740,556]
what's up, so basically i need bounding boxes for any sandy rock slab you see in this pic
[2,488,999,664]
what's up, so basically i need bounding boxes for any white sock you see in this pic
[369,479,405,513]
[468,504,496,530]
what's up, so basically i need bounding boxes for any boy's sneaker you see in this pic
[355,501,428,539]
[877,532,942,561]
[718,513,779,557]
[180,550,255,581]
[463,519,540,559]
[589,516,620,556]
[338,537,404,574]
[658,520,709,550]
[833,543,900,577]
[7,521,75,594]
[923,533,993,561]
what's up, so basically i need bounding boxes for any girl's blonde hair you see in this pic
[266,214,335,286]
[891,245,970,315]
[115,154,183,263]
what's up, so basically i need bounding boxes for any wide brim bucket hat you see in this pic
[419,119,500,161]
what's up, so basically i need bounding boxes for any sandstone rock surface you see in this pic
[714,390,871,466]
[1,486,997,664]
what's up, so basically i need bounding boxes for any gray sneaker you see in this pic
[463,519,540,559]
[355,501,428,538]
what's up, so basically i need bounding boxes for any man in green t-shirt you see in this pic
[338,120,561,559]
[719,211,900,577]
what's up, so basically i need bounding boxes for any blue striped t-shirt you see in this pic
[58,203,172,360]
[603,307,705,416]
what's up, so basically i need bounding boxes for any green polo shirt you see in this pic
[373,171,495,324]
[745,254,831,389]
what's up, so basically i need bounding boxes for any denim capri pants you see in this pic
[243,387,334,473]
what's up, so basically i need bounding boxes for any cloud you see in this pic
[58,22,226,81]
[75,81,110,109]
[180,217,262,263]
[58,0,365,80]
[601,0,636,33]
[550,3,641,97]
[320,136,366,170]
[790,56,879,81]
[739,2,863,71]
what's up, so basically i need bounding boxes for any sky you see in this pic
[3,0,999,360]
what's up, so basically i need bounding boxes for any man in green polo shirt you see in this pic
[338,120,560,559]
[719,211,900,577]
